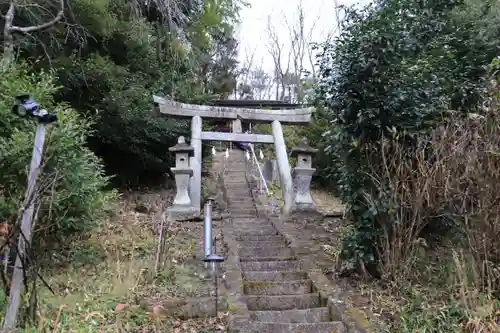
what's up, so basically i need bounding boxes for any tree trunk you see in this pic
[1,3,15,71]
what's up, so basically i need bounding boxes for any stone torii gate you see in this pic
[153,96,314,215]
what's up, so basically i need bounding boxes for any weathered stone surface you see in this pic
[236,230,279,237]
[242,271,308,282]
[201,131,274,143]
[234,226,277,235]
[250,307,330,323]
[238,246,294,259]
[240,321,346,333]
[237,240,287,248]
[153,95,314,124]
[166,205,198,221]
[246,294,321,311]
[232,220,272,227]
[189,115,202,213]
[272,120,293,215]
[240,260,300,272]
[221,150,348,333]
[244,280,311,295]
[236,234,284,242]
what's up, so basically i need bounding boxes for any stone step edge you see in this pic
[247,183,369,332]
[242,270,309,281]
[249,307,332,324]
[238,321,347,333]
[240,256,296,262]
[221,206,253,333]
[264,219,368,332]
[243,279,311,285]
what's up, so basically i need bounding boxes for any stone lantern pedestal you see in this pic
[290,138,318,213]
[167,136,198,220]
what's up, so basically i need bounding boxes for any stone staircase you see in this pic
[223,151,345,333]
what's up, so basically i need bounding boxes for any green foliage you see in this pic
[0,65,116,249]
[3,0,244,185]
[389,290,467,332]
[314,0,500,273]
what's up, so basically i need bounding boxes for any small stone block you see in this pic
[166,205,198,221]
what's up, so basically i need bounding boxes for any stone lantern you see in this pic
[167,136,197,220]
[290,138,318,212]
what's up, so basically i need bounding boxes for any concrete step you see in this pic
[233,218,269,223]
[240,321,346,333]
[241,260,300,272]
[234,226,277,234]
[238,241,287,248]
[231,214,260,218]
[232,222,271,229]
[250,307,330,323]
[237,230,278,237]
[233,215,260,219]
[244,280,311,295]
[230,211,259,216]
[246,294,321,311]
[240,256,296,262]
[230,210,258,214]
[239,247,294,259]
[237,234,284,242]
[230,210,258,213]
[243,271,308,282]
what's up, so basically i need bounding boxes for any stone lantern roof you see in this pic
[290,138,318,157]
[169,136,194,156]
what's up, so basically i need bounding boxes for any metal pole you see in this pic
[212,236,216,272]
[203,200,213,258]
[3,123,46,329]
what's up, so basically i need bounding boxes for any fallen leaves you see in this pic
[170,314,228,333]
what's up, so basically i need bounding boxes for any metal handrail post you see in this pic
[249,143,270,196]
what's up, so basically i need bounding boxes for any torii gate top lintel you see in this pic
[153,95,299,216]
[153,95,314,125]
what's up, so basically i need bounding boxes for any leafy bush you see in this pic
[0,65,116,250]
[314,0,500,276]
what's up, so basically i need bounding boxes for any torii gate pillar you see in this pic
[189,115,202,212]
[153,95,315,218]
[272,120,293,216]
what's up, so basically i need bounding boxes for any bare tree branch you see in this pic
[269,0,319,103]
[1,0,65,70]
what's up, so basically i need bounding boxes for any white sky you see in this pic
[236,0,369,73]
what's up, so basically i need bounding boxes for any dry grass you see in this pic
[333,96,500,331]
[33,190,226,332]
[303,97,500,331]
[311,188,344,216]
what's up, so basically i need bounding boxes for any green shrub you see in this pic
[0,65,116,251]
[54,53,191,185]
[314,0,500,275]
